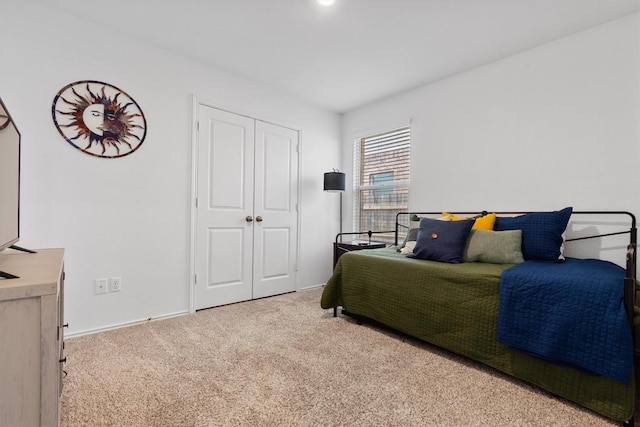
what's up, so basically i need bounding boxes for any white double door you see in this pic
[194,105,299,310]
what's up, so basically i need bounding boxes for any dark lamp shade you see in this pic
[324,171,345,192]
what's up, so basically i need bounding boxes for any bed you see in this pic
[321,209,637,423]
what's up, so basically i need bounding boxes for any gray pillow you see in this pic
[462,229,524,264]
[402,228,419,245]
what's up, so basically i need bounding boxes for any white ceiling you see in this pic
[31,0,640,113]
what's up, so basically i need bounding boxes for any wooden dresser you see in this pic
[0,248,65,427]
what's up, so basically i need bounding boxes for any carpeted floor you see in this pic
[61,287,621,426]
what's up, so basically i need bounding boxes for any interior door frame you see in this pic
[189,96,302,313]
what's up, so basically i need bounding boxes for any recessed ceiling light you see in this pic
[317,0,335,6]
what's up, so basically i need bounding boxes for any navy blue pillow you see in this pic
[408,217,474,263]
[494,207,572,261]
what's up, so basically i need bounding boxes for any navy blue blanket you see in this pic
[497,258,633,384]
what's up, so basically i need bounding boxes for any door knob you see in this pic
[246,216,253,222]
[256,216,263,222]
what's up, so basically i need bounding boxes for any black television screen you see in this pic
[0,97,20,253]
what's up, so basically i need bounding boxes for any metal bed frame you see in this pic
[335,210,638,424]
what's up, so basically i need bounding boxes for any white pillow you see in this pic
[400,240,417,255]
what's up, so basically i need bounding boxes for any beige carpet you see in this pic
[61,287,618,426]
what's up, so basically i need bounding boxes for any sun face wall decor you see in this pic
[52,80,147,158]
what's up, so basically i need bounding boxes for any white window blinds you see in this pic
[353,127,410,239]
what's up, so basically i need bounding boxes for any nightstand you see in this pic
[333,241,386,269]
[330,230,392,317]
[332,241,386,318]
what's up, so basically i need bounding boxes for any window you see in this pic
[353,127,410,241]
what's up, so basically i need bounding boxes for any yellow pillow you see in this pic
[473,213,496,230]
[441,212,495,230]
[441,212,465,221]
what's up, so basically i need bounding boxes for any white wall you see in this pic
[1,2,342,336]
[343,14,640,224]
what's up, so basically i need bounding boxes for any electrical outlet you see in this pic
[95,278,108,294]
[109,277,122,292]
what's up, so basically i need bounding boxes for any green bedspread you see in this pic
[321,247,635,422]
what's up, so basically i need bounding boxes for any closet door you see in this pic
[195,106,255,309]
[194,105,298,310]
[252,121,298,299]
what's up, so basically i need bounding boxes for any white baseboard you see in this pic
[67,287,325,338]
[65,310,190,338]
[299,283,325,290]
